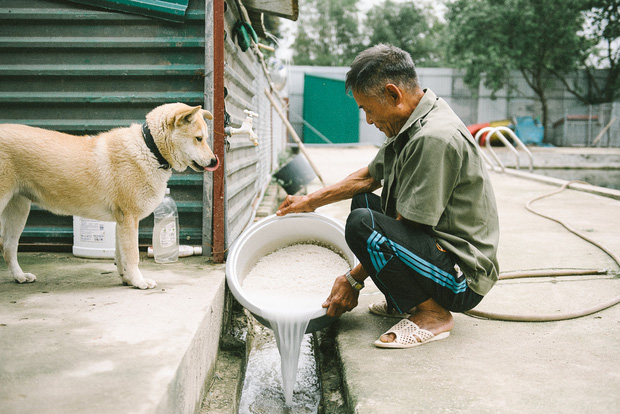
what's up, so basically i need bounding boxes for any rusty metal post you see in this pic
[212,0,226,263]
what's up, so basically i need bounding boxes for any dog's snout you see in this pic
[203,155,220,172]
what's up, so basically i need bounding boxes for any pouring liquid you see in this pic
[241,243,350,406]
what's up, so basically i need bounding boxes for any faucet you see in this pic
[224,110,259,146]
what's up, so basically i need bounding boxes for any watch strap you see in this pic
[345,270,364,291]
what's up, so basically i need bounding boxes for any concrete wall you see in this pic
[286,66,619,147]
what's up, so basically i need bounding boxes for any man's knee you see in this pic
[345,208,373,248]
[350,193,367,211]
[350,192,380,212]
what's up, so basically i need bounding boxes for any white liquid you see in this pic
[261,308,316,405]
[242,243,350,406]
[238,331,320,413]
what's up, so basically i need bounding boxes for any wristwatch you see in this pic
[345,270,364,291]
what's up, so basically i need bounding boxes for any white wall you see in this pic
[284,66,616,146]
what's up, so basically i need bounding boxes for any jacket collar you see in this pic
[388,88,437,143]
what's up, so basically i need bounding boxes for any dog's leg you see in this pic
[114,223,125,282]
[116,215,156,289]
[0,195,36,283]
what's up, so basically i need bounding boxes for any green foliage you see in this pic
[446,0,588,93]
[445,0,619,104]
[292,0,448,67]
[580,0,620,102]
[292,0,363,66]
[365,0,447,67]
[444,0,615,137]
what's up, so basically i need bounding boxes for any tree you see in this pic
[291,0,363,66]
[445,0,594,138]
[552,0,620,104]
[365,0,447,67]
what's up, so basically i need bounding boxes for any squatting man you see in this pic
[277,44,500,348]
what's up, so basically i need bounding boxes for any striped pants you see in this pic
[345,193,483,314]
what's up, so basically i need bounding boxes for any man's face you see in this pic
[352,87,410,138]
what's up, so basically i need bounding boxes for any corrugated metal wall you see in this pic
[222,3,281,245]
[67,0,191,22]
[0,0,207,248]
[0,0,286,253]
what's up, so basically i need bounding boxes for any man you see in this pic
[276,44,499,349]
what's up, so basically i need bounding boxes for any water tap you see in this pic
[224,110,259,146]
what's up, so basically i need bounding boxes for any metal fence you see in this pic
[550,102,620,148]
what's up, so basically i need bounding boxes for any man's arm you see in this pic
[276,166,381,216]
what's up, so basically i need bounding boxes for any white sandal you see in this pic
[373,319,450,349]
[368,300,412,319]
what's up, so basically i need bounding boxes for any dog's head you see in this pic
[146,103,219,172]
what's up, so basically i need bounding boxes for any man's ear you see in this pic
[384,84,402,104]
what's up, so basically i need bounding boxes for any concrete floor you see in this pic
[306,146,620,414]
[1,146,619,413]
[0,254,226,414]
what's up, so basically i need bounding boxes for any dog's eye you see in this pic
[195,136,203,142]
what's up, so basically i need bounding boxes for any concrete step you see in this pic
[0,253,226,414]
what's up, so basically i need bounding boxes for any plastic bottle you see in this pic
[152,188,179,263]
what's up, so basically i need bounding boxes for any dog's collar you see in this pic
[141,123,170,170]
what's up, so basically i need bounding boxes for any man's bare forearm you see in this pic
[306,167,380,209]
[277,167,380,216]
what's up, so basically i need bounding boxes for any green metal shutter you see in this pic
[67,0,190,22]
[0,0,206,250]
[302,74,359,144]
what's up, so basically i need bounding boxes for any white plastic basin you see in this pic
[226,213,357,333]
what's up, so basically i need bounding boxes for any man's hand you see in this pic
[276,195,315,216]
[276,167,381,217]
[322,275,360,318]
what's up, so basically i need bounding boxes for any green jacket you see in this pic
[368,89,500,296]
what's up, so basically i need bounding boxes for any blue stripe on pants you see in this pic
[366,230,466,294]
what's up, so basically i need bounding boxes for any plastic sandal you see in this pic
[373,319,450,349]
[368,300,411,319]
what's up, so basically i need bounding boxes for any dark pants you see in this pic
[345,193,483,313]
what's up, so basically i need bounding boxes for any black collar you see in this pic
[142,123,170,170]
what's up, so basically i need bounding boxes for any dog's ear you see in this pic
[174,105,203,126]
[202,110,213,120]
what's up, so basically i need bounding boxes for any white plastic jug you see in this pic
[72,217,116,259]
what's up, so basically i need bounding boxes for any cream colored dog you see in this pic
[0,103,219,289]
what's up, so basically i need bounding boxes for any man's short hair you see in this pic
[345,44,420,99]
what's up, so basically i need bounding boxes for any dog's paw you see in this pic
[133,278,157,290]
[14,272,37,284]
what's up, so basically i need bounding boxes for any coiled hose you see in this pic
[466,181,620,322]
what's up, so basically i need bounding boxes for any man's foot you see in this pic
[368,300,414,318]
[377,298,453,346]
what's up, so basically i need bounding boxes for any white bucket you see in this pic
[226,213,358,333]
[72,217,116,259]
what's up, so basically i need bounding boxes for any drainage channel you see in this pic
[201,305,349,414]
[238,325,319,412]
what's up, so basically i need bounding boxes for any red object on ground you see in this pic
[467,123,490,144]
